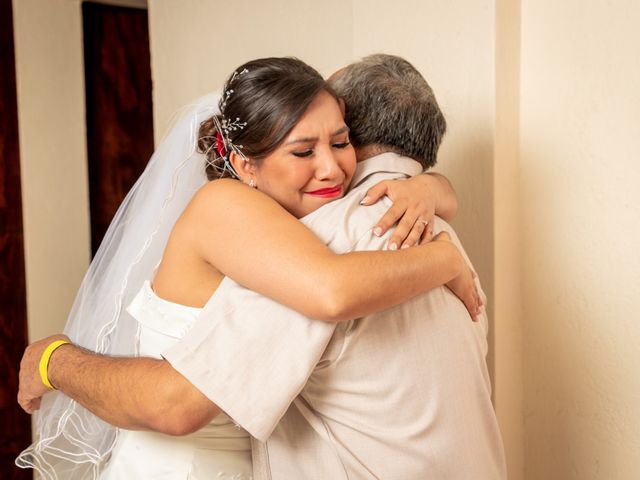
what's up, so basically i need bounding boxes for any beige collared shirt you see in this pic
[164,153,506,479]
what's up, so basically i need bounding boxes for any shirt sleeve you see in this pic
[162,277,336,441]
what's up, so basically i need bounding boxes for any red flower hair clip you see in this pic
[215,131,227,157]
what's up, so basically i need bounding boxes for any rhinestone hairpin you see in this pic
[206,67,251,180]
[221,117,247,135]
[220,68,249,112]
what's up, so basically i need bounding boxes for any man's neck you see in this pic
[355,144,398,162]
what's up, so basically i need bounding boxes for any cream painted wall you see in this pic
[148,0,353,142]
[520,1,640,479]
[13,0,90,341]
[495,0,524,477]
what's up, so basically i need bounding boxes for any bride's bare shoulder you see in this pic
[195,178,263,203]
[183,178,278,224]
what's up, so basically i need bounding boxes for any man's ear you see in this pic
[229,150,256,183]
[338,97,346,117]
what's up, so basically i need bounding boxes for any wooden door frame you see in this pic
[0,0,32,477]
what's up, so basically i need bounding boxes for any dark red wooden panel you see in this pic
[83,2,154,255]
[0,0,33,477]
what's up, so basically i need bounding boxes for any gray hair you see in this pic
[329,54,446,169]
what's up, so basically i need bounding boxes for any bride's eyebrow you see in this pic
[285,126,350,146]
[331,126,350,137]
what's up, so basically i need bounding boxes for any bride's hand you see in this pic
[360,173,456,250]
[433,232,483,321]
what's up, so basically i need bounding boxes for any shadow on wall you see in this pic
[436,120,495,378]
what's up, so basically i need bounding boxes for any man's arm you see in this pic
[18,335,220,436]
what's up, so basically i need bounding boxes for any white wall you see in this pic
[520,1,640,478]
[495,0,524,477]
[13,0,90,341]
[148,0,354,142]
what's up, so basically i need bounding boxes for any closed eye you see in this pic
[333,141,351,149]
[292,149,313,158]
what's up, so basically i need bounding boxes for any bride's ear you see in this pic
[229,151,256,184]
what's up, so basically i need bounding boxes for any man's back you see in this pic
[263,220,505,480]
[259,155,506,479]
[167,154,506,480]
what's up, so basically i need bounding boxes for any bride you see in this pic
[17,57,477,479]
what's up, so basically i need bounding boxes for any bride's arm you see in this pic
[187,179,470,322]
[362,172,458,250]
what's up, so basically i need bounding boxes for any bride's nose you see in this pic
[315,149,342,180]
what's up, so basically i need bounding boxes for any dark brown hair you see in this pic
[199,57,338,180]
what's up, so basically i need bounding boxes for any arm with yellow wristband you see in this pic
[37,339,69,389]
[18,334,220,435]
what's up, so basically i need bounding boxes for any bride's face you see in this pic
[248,90,356,218]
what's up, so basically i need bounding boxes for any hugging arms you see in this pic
[19,172,472,427]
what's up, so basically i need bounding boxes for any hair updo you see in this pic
[198,57,338,181]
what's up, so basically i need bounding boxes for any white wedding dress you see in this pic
[99,281,252,480]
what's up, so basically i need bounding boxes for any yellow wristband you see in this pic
[39,340,70,390]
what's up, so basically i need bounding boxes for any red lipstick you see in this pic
[305,185,343,198]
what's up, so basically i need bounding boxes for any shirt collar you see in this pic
[351,152,424,188]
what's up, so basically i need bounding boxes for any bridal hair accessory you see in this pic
[215,131,227,157]
[206,68,250,179]
[220,68,249,112]
[220,116,248,136]
[206,115,247,179]
[218,67,249,150]
[219,67,249,146]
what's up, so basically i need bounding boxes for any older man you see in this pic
[19,54,506,479]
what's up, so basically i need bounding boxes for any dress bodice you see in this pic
[99,282,252,479]
[128,282,250,445]
[127,281,203,357]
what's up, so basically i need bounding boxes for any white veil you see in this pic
[15,92,221,479]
